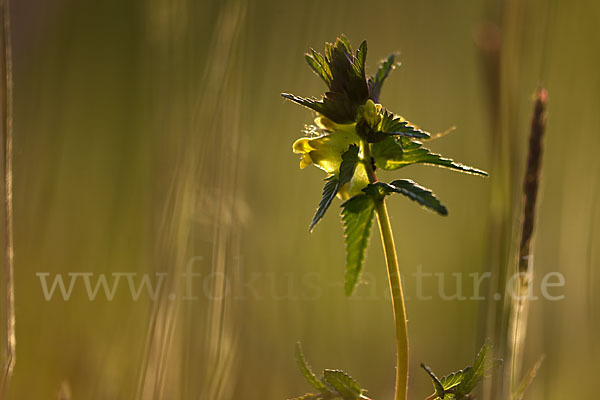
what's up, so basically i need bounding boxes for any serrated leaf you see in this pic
[295,343,329,393]
[422,343,501,400]
[323,369,362,399]
[306,49,332,86]
[283,36,369,124]
[368,54,397,102]
[370,137,404,169]
[338,145,360,184]
[379,109,430,139]
[309,145,360,231]
[361,111,429,143]
[440,369,466,391]
[371,136,488,176]
[387,180,448,216]
[341,194,376,295]
[291,345,371,400]
[282,92,357,125]
[337,35,352,52]
[455,341,500,396]
[363,181,447,215]
[354,41,367,80]
[362,182,389,200]
[421,363,445,398]
[310,179,339,232]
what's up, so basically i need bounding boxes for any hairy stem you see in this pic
[363,142,409,400]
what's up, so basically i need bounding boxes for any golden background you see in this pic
[2,0,599,398]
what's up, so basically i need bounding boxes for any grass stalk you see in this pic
[363,141,409,400]
[506,87,547,397]
[0,0,14,397]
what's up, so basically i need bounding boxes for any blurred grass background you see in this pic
[1,0,599,398]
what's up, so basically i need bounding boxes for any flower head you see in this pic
[282,35,487,231]
[281,35,487,297]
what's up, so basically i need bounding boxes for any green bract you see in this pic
[283,35,487,295]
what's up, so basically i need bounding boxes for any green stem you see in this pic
[376,199,409,400]
[362,142,409,400]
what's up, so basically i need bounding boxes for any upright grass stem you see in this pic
[0,0,14,397]
[506,88,547,398]
[363,141,409,400]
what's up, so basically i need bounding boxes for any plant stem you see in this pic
[362,142,409,400]
[506,88,547,398]
[376,199,409,400]
[0,0,14,397]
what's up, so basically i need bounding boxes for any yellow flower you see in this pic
[337,162,369,200]
[292,116,369,199]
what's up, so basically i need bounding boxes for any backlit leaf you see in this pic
[341,194,375,295]
[323,369,362,399]
[309,145,360,231]
[294,343,328,393]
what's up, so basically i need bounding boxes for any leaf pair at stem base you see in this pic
[421,341,502,400]
[291,343,371,400]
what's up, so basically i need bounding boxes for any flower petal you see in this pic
[337,162,369,200]
[293,125,360,174]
